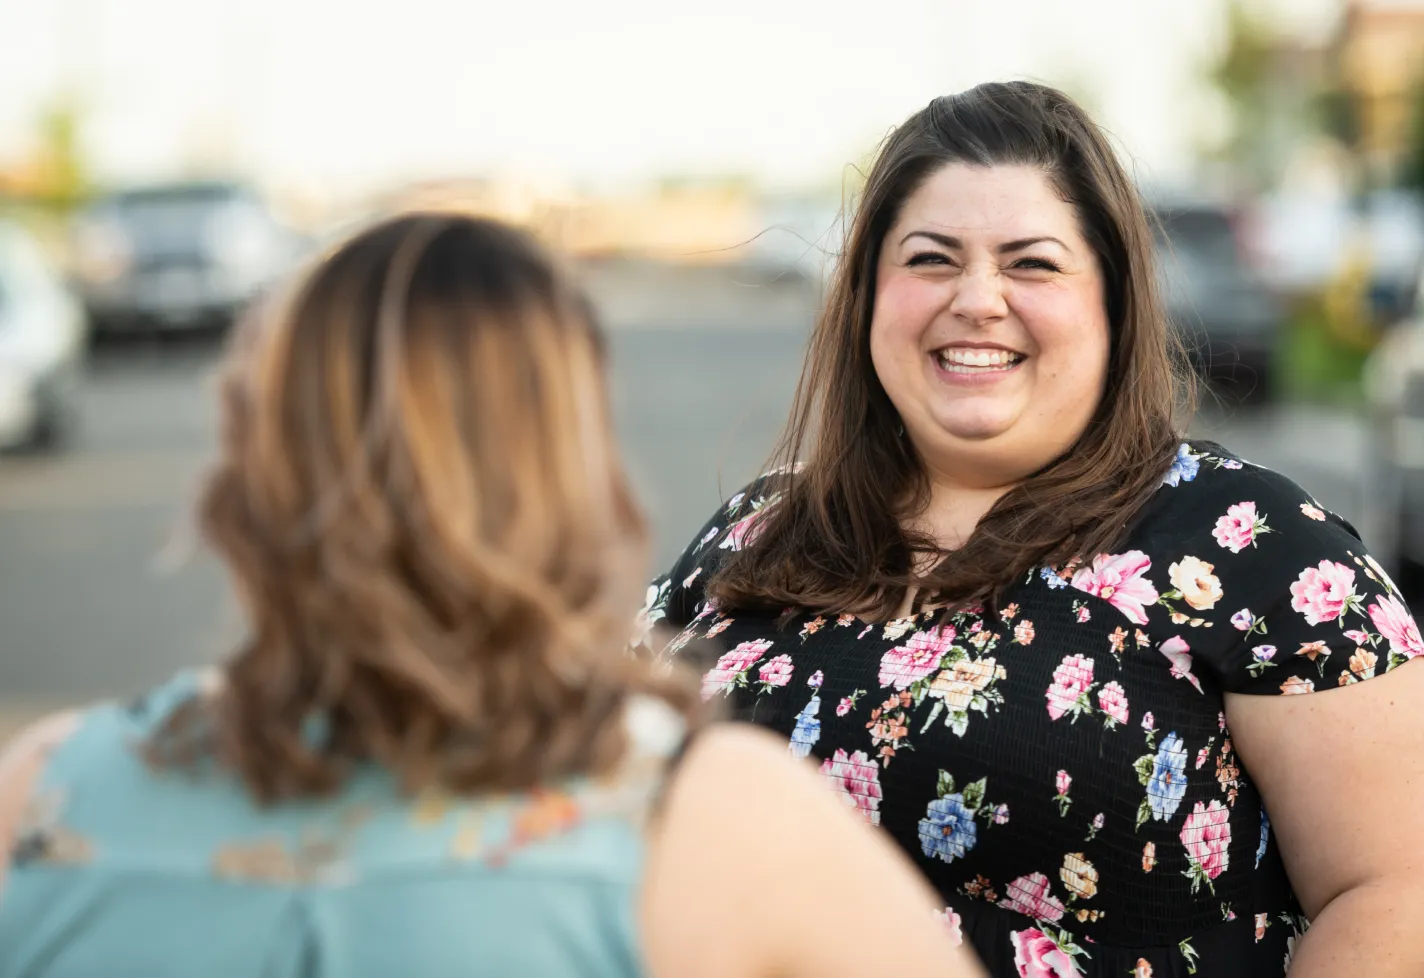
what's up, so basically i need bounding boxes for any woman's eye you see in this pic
[906,252,951,267]
[1013,257,1062,273]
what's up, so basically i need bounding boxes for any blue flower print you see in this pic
[1147,732,1189,821]
[1162,443,1200,487]
[918,793,979,863]
[1040,566,1069,590]
[1256,808,1270,869]
[788,695,821,760]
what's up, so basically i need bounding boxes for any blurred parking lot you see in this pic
[0,258,1390,736]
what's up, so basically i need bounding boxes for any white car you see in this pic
[1362,259,1424,578]
[0,222,87,450]
[72,181,302,336]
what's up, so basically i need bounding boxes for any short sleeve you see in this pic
[1143,450,1424,695]
[631,479,780,655]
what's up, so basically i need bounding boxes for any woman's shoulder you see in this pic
[640,468,797,635]
[1138,440,1351,542]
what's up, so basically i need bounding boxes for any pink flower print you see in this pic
[1015,620,1036,645]
[1097,681,1130,725]
[757,654,795,688]
[1212,501,1263,553]
[836,697,854,717]
[1076,606,1091,623]
[878,625,955,689]
[1230,609,1255,631]
[1343,628,1371,646]
[999,872,1066,923]
[1195,744,1211,770]
[1300,503,1326,521]
[1010,927,1081,977]
[1289,560,1358,626]
[935,907,964,947]
[1159,636,1203,694]
[818,748,883,826]
[1071,550,1160,625]
[1280,675,1314,695]
[698,527,719,548]
[1045,654,1096,720]
[807,669,824,688]
[1180,799,1231,882]
[993,804,1012,825]
[700,639,773,698]
[705,617,733,639]
[1369,593,1424,660]
[719,502,774,552]
[1141,711,1156,732]
[1053,769,1073,817]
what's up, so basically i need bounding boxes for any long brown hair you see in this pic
[710,81,1196,620]
[158,213,695,803]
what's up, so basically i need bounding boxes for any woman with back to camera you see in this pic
[0,213,983,978]
[641,81,1424,977]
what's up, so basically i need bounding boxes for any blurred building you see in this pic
[1336,0,1424,180]
[381,178,762,265]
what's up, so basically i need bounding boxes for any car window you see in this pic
[85,184,266,254]
[1153,207,1240,270]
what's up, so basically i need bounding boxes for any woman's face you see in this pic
[869,163,1111,489]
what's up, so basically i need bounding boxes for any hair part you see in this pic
[710,81,1196,620]
[153,213,698,803]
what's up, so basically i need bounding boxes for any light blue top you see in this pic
[0,672,686,978]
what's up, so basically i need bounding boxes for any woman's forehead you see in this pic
[892,164,1081,243]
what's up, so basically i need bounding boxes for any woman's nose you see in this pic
[948,264,1009,326]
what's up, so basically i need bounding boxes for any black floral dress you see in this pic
[640,441,1423,978]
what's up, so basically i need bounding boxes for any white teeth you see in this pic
[935,348,1023,371]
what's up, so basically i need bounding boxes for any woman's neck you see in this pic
[905,475,1014,553]
[882,475,1013,621]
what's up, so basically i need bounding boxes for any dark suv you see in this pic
[71,180,301,335]
[1151,199,1282,400]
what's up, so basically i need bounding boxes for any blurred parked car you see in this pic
[71,180,302,336]
[1149,197,1283,400]
[0,221,87,451]
[1362,260,1424,578]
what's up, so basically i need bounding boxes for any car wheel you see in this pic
[16,377,78,454]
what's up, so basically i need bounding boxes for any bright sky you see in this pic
[0,0,1343,197]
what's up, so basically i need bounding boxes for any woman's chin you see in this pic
[931,413,1019,444]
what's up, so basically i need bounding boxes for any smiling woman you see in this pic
[869,163,1111,489]
[641,81,1424,978]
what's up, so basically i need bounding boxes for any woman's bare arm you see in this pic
[643,723,985,978]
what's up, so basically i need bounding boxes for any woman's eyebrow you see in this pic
[899,230,1069,253]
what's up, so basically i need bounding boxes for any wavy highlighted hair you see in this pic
[158,213,695,803]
